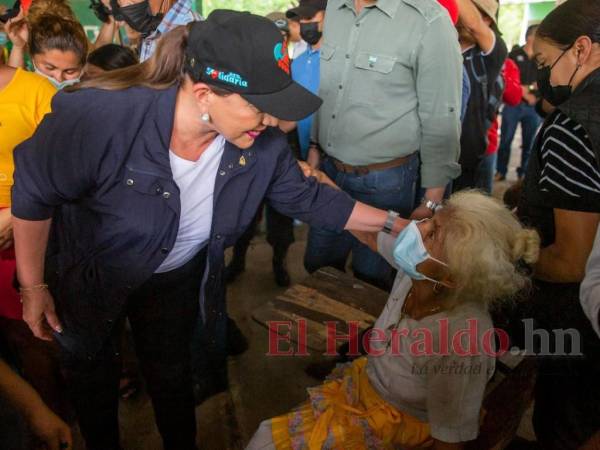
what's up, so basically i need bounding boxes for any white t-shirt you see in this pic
[155,135,225,273]
[366,233,496,443]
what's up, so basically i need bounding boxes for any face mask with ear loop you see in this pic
[33,63,81,90]
[300,21,322,46]
[392,220,452,288]
[537,44,582,106]
[111,0,165,37]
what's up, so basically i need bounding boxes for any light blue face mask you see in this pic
[0,32,8,47]
[393,220,449,283]
[33,64,80,90]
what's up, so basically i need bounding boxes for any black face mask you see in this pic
[537,45,580,107]
[300,22,322,46]
[115,0,163,37]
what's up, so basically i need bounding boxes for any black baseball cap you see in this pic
[286,0,327,20]
[184,10,322,121]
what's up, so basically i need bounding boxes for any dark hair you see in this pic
[537,0,600,49]
[87,44,138,71]
[525,24,539,39]
[29,15,88,65]
[73,24,230,97]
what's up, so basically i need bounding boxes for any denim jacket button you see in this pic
[162,192,171,199]
[126,179,134,186]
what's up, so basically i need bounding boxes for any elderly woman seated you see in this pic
[247,191,540,450]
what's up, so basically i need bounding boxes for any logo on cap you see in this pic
[274,41,290,75]
[205,67,249,88]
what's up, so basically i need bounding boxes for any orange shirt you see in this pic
[0,68,55,206]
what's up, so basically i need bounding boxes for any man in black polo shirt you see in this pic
[495,24,542,181]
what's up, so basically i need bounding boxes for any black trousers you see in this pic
[60,247,207,450]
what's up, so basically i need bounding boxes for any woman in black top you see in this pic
[517,1,600,448]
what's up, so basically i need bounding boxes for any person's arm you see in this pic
[0,359,72,450]
[534,209,600,283]
[93,16,117,50]
[345,202,407,234]
[266,139,408,236]
[12,96,107,339]
[412,16,462,218]
[12,217,62,341]
[456,0,495,53]
[0,208,12,252]
[307,145,321,169]
[6,10,27,69]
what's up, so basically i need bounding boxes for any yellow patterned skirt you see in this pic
[269,357,433,449]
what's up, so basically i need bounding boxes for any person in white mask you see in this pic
[5,1,86,89]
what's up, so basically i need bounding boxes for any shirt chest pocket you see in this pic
[355,52,396,74]
[351,52,411,105]
[123,169,175,199]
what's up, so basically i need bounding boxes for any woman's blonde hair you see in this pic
[440,190,540,308]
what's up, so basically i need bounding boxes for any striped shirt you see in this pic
[538,110,600,205]
[139,0,202,62]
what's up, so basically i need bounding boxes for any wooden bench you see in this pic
[252,267,537,449]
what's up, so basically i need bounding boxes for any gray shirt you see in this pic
[580,225,600,339]
[367,233,495,443]
[314,0,463,188]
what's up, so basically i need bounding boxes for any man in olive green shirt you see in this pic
[304,0,462,289]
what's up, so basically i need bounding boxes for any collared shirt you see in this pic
[314,0,462,188]
[11,86,355,358]
[139,0,201,62]
[292,46,320,160]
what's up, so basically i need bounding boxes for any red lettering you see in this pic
[451,318,480,356]
[295,319,309,356]
[363,327,387,357]
[325,321,360,356]
[267,321,294,356]
[410,327,434,356]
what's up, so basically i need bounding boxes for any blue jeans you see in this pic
[303,154,419,290]
[496,103,542,178]
[474,152,497,194]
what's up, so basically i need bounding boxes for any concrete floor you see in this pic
[65,122,536,449]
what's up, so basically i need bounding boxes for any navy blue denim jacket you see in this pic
[11,85,355,358]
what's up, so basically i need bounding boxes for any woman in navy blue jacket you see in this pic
[11,11,408,450]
